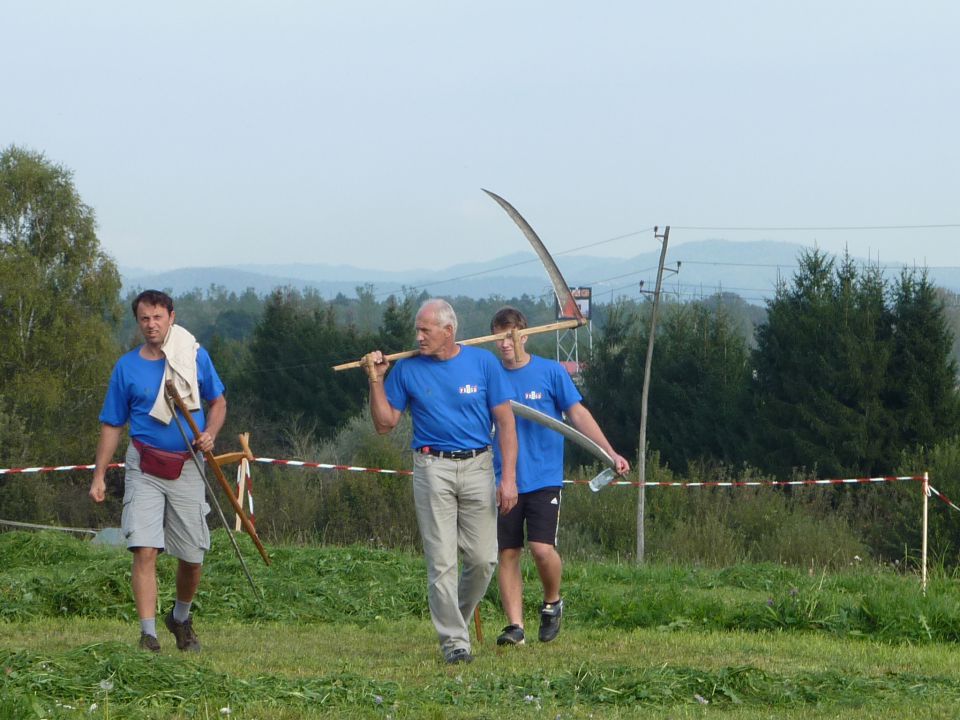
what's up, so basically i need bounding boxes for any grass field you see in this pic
[3,530,960,719]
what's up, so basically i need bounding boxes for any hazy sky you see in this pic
[4,1,958,274]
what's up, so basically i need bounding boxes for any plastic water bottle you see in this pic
[588,468,616,492]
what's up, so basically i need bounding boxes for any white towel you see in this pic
[149,324,201,425]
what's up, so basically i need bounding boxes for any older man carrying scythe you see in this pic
[89,289,226,653]
[364,298,518,664]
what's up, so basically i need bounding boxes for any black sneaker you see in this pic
[539,599,563,642]
[138,632,160,653]
[496,624,526,646]
[164,611,201,652]
[445,648,474,665]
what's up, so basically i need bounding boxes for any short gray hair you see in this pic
[419,298,458,334]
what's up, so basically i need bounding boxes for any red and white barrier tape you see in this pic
[0,463,121,475]
[596,475,925,488]
[252,458,413,476]
[0,461,942,508]
[928,484,960,513]
[0,461,924,486]
[0,459,412,477]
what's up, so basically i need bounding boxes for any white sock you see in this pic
[173,600,192,623]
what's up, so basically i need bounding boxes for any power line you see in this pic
[673,223,960,232]
[677,260,797,269]
[677,259,960,271]
[371,227,659,300]
[584,265,660,286]
[369,221,958,300]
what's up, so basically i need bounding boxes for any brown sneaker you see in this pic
[138,632,160,653]
[164,611,201,652]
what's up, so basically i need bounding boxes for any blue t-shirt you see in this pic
[385,345,515,451]
[493,355,582,493]
[99,346,226,451]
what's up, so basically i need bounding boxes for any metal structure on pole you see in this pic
[555,287,593,383]
[636,226,674,563]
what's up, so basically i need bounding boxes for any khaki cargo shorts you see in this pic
[121,443,211,563]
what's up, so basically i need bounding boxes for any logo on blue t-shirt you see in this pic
[459,384,479,394]
[524,390,543,401]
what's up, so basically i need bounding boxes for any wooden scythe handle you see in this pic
[474,606,483,644]
[238,432,253,460]
[213,432,256,466]
[333,318,585,371]
[164,382,271,566]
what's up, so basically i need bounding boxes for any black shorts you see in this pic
[497,487,562,550]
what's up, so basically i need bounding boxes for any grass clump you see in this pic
[5,641,960,718]
[3,530,960,641]
[6,533,960,717]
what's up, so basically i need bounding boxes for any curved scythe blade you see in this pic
[483,189,586,325]
[510,400,614,468]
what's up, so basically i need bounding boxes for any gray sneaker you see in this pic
[138,632,160,653]
[496,624,526,646]
[539,599,563,643]
[445,648,474,664]
[164,611,201,652]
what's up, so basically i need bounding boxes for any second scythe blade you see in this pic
[509,401,620,492]
[509,401,614,468]
[482,189,586,326]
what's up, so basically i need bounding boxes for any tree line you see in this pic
[586,253,960,479]
[3,145,960,565]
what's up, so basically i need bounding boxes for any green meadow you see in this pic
[3,530,960,719]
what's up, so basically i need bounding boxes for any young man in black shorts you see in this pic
[490,307,630,645]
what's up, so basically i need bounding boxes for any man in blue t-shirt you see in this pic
[490,306,630,646]
[365,298,518,665]
[89,290,226,654]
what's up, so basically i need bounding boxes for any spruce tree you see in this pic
[886,269,960,450]
[239,290,371,441]
[752,250,957,479]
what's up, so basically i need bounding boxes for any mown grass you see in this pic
[3,530,960,718]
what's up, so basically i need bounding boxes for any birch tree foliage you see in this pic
[0,146,121,465]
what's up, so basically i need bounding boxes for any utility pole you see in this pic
[636,225,674,564]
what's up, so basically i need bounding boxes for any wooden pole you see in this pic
[333,319,584,371]
[165,382,271,565]
[922,471,929,594]
[474,606,484,644]
[637,226,670,564]
[234,460,247,533]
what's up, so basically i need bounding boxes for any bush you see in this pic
[569,459,869,569]
[247,406,418,546]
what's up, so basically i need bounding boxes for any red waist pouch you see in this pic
[133,439,191,480]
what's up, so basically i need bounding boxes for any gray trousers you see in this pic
[412,451,498,658]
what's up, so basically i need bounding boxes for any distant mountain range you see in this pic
[121,240,960,306]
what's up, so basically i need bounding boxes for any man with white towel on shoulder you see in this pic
[89,289,226,654]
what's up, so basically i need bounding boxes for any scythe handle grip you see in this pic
[333,318,585,371]
[333,348,421,371]
[164,381,271,565]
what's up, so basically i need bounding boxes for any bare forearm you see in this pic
[93,424,123,480]
[91,424,123,502]
[369,382,400,434]
[567,404,617,457]
[495,419,518,485]
[567,403,631,473]
[204,395,227,443]
[492,402,519,513]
